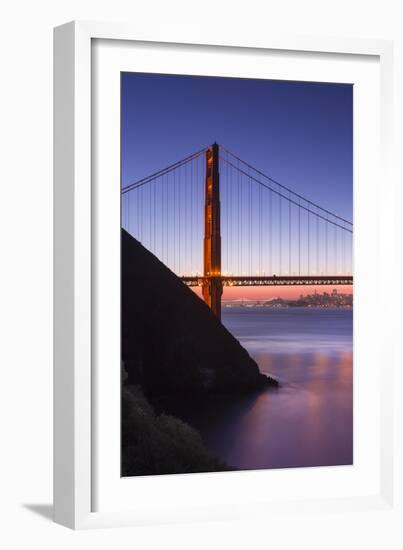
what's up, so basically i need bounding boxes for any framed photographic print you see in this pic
[54,21,399,530]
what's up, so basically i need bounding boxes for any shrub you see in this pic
[122,385,229,477]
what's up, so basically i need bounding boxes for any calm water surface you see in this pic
[191,307,353,470]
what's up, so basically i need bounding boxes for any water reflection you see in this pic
[188,307,353,470]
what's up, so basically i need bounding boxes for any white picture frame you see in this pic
[54,20,400,530]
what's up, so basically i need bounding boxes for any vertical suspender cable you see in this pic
[167,172,170,267]
[123,194,126,231]
[148,181,151,250]
[167,173,170,265]
[238,158,240,275]
[140,186,143,242]
[178,166,181,275]
[197,156,200,273]
[123,194,126,232]
[259,180,262,274]
[298,202,301,276]
[226,153,229,273]
[154,179,157,253]
[137,188,140,239]
[279,187,282,275]
[239,159,243,274]
[342,227,345,274]
[317,211,319,275]
[230,159,233,274]
[334,224,337,275]
[325,218,328,275]
[185,165,192,274]
[174,169,176,273]
[308,211,311,275]
[249,168,252,276]
[190,158,193,274]
[289,198,291,275]
[162,177,164,260]
[270,190,273,275]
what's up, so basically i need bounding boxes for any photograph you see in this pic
[120,72,353,477]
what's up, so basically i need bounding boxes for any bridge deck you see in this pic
[180,275,353,287]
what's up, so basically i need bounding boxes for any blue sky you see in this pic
[121,72,352,221]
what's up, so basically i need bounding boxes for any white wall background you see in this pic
[0,0,402,547]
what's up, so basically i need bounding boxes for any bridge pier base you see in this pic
[202,277,223,320]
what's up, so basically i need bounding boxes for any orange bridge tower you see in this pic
[202,143,223,319]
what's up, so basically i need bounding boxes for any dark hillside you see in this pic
[121,229,277,398]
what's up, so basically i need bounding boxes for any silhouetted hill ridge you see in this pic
[121,229,276,397]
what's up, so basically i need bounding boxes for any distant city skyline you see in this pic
[194,285,352,301]
[222,288,352,303]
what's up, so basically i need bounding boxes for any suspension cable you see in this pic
[220,145,352,227]
[122,147,207,194]
[221,157,352,234]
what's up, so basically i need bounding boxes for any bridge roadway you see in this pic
[180,275,353,287]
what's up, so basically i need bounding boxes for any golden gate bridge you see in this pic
[121,143,353,319]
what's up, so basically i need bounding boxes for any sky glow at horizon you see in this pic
[193,285,352,301]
